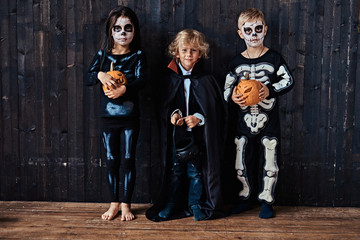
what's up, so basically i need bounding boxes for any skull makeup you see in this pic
[112,17,134,48]
[240,20,266,47]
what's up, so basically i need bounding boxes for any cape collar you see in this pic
[167,58,202,77]
[167,59,179,74]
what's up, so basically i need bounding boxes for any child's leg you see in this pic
[234,136,251,199]
[102,202,120,220]
[101,124,121,220]
[230,201,253,214]
[121,202,134,221]
[258,136,279,204]
[187,161,207,221]
[119,128,138,221]
[158,162,186,218]
[232,135,259,213]
[259,202,274,218]
[257,135,279,219]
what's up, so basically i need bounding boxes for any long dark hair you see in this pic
[103,6,141,52]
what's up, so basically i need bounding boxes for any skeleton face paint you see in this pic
[112,17,134,49]
[113,24,133,33]
[241,20,266,47]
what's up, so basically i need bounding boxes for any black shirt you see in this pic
[86,50,146,120]
[225,49,294,135]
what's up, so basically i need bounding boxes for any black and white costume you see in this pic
[224,49,293,204]
[86,49,146,203]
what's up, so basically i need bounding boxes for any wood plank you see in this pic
[17,0,40,201]
[332,0,352,207]
[0,202,359,240]
[334,0,358,207]
[0,0,22,201]
[33,0,52,200]
[66,0,86,202]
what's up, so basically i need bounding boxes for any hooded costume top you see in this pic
[146,59,227,221]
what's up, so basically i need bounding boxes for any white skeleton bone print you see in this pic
[225,62,277,134]
[234,137,250,198]
[224,50,294,209]
[258,137,278,203]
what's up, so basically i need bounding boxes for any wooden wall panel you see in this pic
[0,0,359,207]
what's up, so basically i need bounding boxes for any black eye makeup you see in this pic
[243,25,264,35]
[243,27,253,35]
[113,24,133,33]
[255,25,264,33]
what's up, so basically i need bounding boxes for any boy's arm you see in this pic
[267,57,294,98]
[224,72,237,102]
[193,113,205,126]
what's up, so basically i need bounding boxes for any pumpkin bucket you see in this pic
[236,73,262,106]
[102,62,127,91]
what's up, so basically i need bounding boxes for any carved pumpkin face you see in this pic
[236,79,261,106]
[102,70,127,91]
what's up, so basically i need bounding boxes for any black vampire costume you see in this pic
[146,59,227,221]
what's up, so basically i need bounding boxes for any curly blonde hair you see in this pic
[168,29,209,59]
[238,8,266,29]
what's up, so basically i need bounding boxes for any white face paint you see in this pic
[112,17,134,49]
[241,20,266,47]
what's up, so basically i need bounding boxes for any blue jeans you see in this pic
[166,158,203,207]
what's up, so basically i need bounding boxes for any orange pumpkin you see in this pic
[102,62,127,91]
[236,78,262,106]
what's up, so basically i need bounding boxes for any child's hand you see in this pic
[259,83,269,101]
[183,115,201,129]
[171,113,183,126]
[104,85,126,99]
[231,87,246,107]
[98,71,117,89]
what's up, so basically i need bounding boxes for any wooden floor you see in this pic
[0,201,359,239]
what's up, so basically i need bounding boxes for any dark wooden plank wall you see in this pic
[0,0,359,206]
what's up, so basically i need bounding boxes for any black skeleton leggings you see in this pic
[101,119,138,203]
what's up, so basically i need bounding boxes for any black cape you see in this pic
[146,59,227,221]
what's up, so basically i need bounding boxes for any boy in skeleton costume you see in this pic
[224,8,294,218]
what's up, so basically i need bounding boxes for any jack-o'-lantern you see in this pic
[236,73,262,106]
[102,62,127,91]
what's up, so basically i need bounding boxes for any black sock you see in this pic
[259,203,274,219]
[230,202,253,214]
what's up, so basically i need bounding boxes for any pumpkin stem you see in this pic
[245,72,250,80]
[110,61,114,71]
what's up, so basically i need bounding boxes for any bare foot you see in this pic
[121,203,135,221]
[101,202,120,220]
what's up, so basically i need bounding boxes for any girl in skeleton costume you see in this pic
[224,8,293,218]
[86,6,146,221]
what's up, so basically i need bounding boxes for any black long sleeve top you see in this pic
[86,49,146,121]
